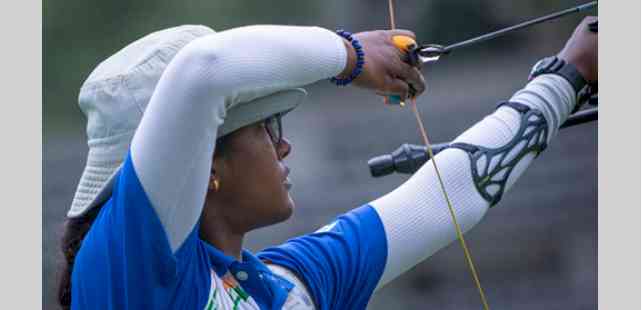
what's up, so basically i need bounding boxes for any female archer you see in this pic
[59,17,596,309]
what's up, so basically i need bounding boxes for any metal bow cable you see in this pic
[381,1,597,309]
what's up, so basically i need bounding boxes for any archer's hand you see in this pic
[558,16,598,83]
[339,29,426,100]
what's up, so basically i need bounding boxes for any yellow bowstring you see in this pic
[388,1,490,309]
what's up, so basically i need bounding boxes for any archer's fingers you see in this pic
[387,29,416,41]
[389,61,426,96]
[405,67,426,97]
[383,76,410,100]
[410,70,426,97]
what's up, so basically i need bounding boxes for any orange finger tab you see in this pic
[392,35,418,52]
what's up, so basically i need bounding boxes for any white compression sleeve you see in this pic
[370,74,576,289]
[130,25,347,252]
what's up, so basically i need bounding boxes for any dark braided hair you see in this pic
[57,204,103,309]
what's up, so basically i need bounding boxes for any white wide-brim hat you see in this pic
[68,25,306,218]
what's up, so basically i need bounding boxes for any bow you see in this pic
[381,1,597,309]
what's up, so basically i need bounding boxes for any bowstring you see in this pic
[387,1,490,309]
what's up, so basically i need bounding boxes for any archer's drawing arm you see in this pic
[369,73,577,289]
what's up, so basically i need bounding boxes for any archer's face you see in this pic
[206,120,294,231]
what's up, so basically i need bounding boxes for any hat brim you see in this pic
[67,131,132,217]
[218,88,306,137]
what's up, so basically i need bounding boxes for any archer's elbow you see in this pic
[163,35,226,94]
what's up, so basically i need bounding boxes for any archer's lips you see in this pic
[283,166,292,191]
[283,176,293,191]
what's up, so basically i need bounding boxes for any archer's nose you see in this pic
[277,138,292,160]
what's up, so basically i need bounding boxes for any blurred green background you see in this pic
[44,0,597,309]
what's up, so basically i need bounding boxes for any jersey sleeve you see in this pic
[71,153,210,309]
[257,205,388,310]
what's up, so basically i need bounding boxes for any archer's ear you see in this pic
[208,159,220,192]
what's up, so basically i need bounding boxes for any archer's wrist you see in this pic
[337,38,358,79]
[558,55,595,84]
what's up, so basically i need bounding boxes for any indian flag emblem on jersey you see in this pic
[204,269,258,310]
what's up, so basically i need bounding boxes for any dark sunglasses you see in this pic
[264,113,283,146]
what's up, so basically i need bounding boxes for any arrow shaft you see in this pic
[443,1,597,53]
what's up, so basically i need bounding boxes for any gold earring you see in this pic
[212,179,220,191]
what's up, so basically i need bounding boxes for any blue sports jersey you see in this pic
[71,153,388,309]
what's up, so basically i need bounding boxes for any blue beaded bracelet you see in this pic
[331,29,365,86]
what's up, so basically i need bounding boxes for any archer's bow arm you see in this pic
[369,73,576,289]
